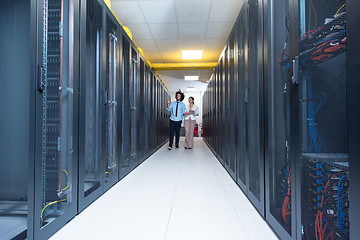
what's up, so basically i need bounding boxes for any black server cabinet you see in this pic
[121,36,133,176]
[144,66,151,155]
[35,0,79,238]
[223,47,231,172]
[150,75,156,150]
[245,0,265,215]
[236,3,248,192]
[1,0,79,238]
[130,47,138,166]
[215,66,220,156]
[228,33,237,179]
[138,57,146,162]
[292,1,351,239]
[264,0,295,238]
[79,0,106,210]
[103,7,120,190]
[347,1,360,238]
[0,1,34,239]
[34,0,79,237]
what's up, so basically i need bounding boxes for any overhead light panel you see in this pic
[185,76,199,81]
[181,50,203,60]
[186,87,196,91]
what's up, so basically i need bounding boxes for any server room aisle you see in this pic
[50,138,277,240]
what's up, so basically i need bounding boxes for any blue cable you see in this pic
[307,69,327,153]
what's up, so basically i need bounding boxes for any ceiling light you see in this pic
[186,87,196,91]
[181,50,203,60]
[185,76,199,81]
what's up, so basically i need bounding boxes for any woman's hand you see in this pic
[166,98,170,104]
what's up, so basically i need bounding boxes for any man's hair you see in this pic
[175,91,185,101]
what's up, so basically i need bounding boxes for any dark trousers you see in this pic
[169,120,182,146]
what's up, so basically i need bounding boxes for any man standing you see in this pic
[167,91,186,150]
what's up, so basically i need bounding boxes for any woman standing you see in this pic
[184,97,199,149]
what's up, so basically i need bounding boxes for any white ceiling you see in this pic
[111,0,244,64]
[110,0,244,91]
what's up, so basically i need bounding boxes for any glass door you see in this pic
[34,0,78,237]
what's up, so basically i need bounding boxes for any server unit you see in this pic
[202,0,358,239]
[0,0,80,239]
[1,0,169,238]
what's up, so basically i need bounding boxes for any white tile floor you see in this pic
[50,138,278,240]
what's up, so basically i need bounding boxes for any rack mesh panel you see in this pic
[299,1,349,239]
[45,0,61,202]
[122,39,131,166]
[237,4,248,186]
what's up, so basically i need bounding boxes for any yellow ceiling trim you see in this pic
[152,62,217,71]
[103,1,167,91]
[104,0,111,9]
[104,3,134,41]
[154,72,169,92]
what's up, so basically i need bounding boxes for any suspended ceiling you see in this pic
[110,0,244,90]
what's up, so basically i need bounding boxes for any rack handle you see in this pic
[37,65,45,93]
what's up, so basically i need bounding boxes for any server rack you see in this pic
[292,1,350,239]
[78,0,105,210]
[121,35,133,177]
[236,3,248,193]
[203,0,359,239]
[130,46,138,166]
[1,0,169,238]
[144,66,150,155]
[263,0,296,238]
[104,5,120,190]
[228,33,237,178]
[137,57,146,162]
[0,0,80,239]
[34,0,80,237]
[246,0,265,215]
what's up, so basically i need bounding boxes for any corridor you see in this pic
[50,138,277,240]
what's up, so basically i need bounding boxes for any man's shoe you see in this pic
[185,147,188,149]
[175,145,179,148]
[168,146,172,150]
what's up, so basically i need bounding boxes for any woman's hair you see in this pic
[175,90,185,101]
[189,96,194,104]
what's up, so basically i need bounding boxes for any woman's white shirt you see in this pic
[184,104,199,121]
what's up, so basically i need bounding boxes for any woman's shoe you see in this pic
[185,147,188,149]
